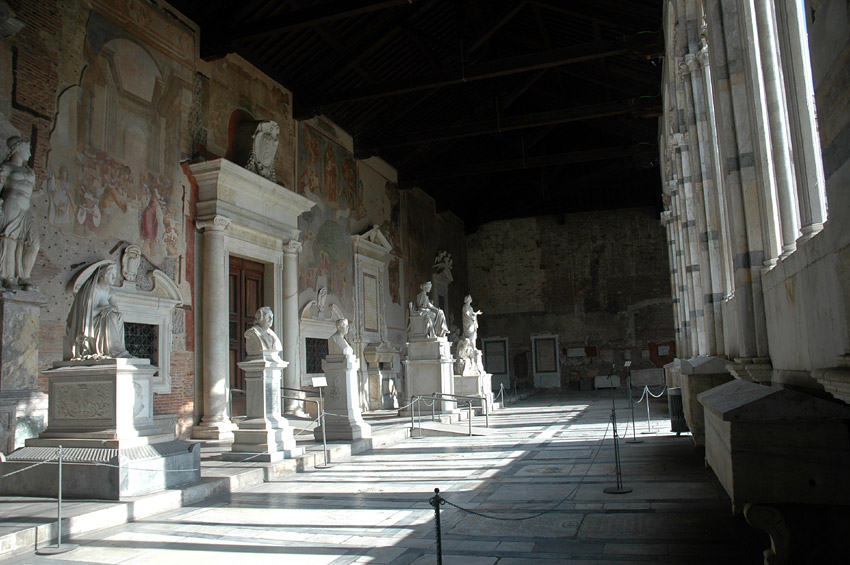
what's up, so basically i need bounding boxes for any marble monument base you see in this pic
[454,371,493,411]
[679,356,734,446]
[0,390,47,455]
[0,289,49,455]
[403,338,457,415]
[315,353,371,441]
[0,359,200,499]
[223,357,303,462]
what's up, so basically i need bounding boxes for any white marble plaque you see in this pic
[363,273,378,332]
[534,338,557,373]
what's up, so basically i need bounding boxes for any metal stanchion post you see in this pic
[625,365,642,444]
[429,488,444,565]
[467,401,472,436]
[604,365,632,495]
[641,385,654,434]
[37,445,77,555]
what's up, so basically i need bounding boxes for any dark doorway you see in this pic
[229,256,265,416]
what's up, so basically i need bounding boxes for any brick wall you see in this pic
[468,207,674,388]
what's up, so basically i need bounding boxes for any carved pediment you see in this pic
[351,225,392,260]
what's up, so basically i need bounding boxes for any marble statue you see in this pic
[329,317,353,355]
[67,261,130,360]
[455,336,475,375]
[245,306,283,360]
[0,136,40,290]
[461,294,482,346]
[414,281,449,338]
[244,121,279,182]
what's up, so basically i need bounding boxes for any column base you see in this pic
[191,419,235,441]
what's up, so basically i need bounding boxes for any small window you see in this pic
[125,322,159,366]
[305,337,329,373]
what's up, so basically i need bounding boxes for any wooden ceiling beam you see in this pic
[357,100,648,155]
[295,33,663,115]
[201,0,419,58]
[399,143,658,184]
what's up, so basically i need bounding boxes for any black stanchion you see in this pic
[625,365,643,444]
[604,365,632,495]
[429,488,444,564]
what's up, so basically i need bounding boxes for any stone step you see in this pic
[0,424,410,560]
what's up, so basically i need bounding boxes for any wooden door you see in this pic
[229,257,265,416]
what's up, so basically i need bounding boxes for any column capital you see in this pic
[283,240,302,255]
[196,215,232,232]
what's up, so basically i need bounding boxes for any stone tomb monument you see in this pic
[314,318,371,441]
[223,307,302,462]
[0,258,199,499]
[404,281,456,414]
[453,295,492,411]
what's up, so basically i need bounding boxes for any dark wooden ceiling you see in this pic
[167,0,664,231]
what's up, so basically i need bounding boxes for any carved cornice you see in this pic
[196,215,232,232]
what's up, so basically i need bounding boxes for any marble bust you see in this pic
[329,317,353,355]
[413,281,449,338]
[67,261,130,360]
[245,306,283,361]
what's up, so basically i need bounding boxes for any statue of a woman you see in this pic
[461,294,482,346]
[415,281,449,338]
[0,136,40,289]
[67,262,130,360]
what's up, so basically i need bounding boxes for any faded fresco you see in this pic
[403,189,439,304]
[45,13,190,267]
[297,123,364,218]
[357,161,401,256]
[299,204,354,312]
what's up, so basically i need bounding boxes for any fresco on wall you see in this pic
[357,161,401,256]
[45,16,188,266]
[297,123,364,219]
[299,204,354,311]
[404,190,438,302]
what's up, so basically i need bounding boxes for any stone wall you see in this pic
[467,208,674,388]
[1,0,471,439]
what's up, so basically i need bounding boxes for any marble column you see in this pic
[775,0,827,242]
[193,216,234,440]
[754,0,799,259]
[282,240,303,415]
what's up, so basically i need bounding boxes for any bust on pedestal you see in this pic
[314,318,371,441]
[404,281,456,414]
[0,259,200,500]
[223,307,302,461]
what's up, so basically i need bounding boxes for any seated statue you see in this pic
[245,306,283,361]
[329,317,353,355]
[412,281,449,338]
[67,262,130,360]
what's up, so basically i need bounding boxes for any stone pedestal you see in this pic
[453,350,493,411]
[698,379,850,507]
[404,337,456,414]
[364,343,401,410]
[223,356,302,462]
[679,356,734,446]
[315,353,371,441]
[0,359,200,499]
[0,290,48,454]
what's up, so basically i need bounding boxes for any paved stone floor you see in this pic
[1,391,766,563]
